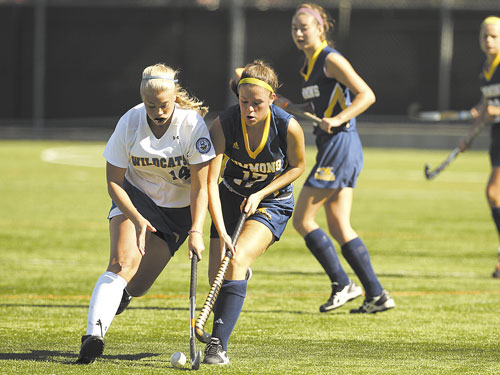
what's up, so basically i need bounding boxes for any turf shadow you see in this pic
[0,304,187,312]
[0,350,160,363]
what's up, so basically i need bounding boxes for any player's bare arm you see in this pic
[188,160,210,259]
[106,161,156,255]
[207,118,235,255]
[322,52,375,130]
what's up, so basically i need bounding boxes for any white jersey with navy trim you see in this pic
[104,103,215,208]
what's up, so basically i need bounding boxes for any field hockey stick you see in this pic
[413,110,473,122]
[408,103,473,122]
[194,212,246,344]
[189,253,202,370]
[274,94,322,124]
[424,117,487,180]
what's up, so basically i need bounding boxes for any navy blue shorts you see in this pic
[305,130,364,189]
[108,179,191,256]
[490,124,500,167]
[210,183,294,242]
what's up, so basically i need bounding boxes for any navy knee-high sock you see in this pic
[341,237,382,298]
[304,228,350,286]
[491,207,500,239]
[211,280,247,351]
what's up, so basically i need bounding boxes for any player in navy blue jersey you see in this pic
[460,16,500,277]
[283,3,395,314]
[202,60,306,365]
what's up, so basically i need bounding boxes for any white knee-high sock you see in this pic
[86,271,127,337]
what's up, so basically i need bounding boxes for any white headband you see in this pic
[142,75,178,82]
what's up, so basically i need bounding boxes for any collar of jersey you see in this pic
[241,109,271,159]
[301,40,328,82]
[483,53,500,82]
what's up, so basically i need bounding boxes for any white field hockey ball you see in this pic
[170,351,186,367]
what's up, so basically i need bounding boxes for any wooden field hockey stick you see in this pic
[424,116,487,180]
[189,253,202,370]
[412,110,474,122]
[408,103,474,122]
[194,212,246,344]
[274,94,322,123]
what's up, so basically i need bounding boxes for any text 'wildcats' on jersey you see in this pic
[219,104,293,198]
[103,103,215,208]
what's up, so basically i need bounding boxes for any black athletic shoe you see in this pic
[202,337,229,365]
[116,289,132,315]
[350,290,395,314]
[76,335,105,364]
[492,268,500,278]
[245,267,253,281]
[319,280,362,313]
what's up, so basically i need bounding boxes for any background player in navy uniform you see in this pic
[459,17,500,278]
[202,60,306,365]
[282,3,395,314]
[76,63,216,364]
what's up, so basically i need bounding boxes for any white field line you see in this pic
[41,145,105,168]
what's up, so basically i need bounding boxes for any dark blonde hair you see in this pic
[229,59,280,97]
[140,63,208,117]
[295,3,335,46]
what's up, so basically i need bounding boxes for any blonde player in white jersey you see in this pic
[77,63,223,364]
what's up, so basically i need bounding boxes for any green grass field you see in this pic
[1,139,500,374]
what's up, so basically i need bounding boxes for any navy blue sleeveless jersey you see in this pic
[480,55,500,125]
[219,104,293,198]
[480,55,500,166]
[299,42,364,189]
[300,41,357,134]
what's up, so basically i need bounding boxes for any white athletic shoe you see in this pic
[350,290,395,314]
[245,267,253,281]
[202,337,229,365]
[319,280,363,313]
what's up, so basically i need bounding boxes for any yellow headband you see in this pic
[482,16,500,27]
[238,78,274,93]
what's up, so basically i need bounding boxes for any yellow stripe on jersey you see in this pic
[241,109,271,159]
[301,40,328,82]
[324,82,347,118]
[484,53,500,82]
[219,154,229,181]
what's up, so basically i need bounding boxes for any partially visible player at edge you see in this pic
[76,63,218,364]
[461,16,500,278]
[203,60,306,365]
[279,3,395,313]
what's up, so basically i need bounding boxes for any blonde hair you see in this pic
[140,63,208,117]
[481,16,500,27]
[238,60,280,94]
[295,3,335,46]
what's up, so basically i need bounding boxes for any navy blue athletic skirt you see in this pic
[305,130,364,189]
[108,179,191,255]
[210,182,294,242]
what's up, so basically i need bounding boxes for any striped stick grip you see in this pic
[194,212,246,343]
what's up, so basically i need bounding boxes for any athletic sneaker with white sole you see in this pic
[350,289,395,314]
[245,267,252,281]
[320,280,363,313]
[116,288,132,315]
[202,337,229,365]
[492,247,500,278]
[76,335,105,364]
